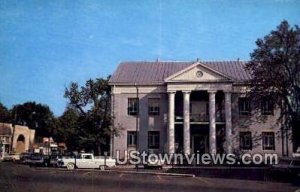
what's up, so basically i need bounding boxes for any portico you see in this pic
[164,63,234,155]
[167,89,232,155]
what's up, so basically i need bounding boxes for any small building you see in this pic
[32,137,63,155]
[0,123,35,157]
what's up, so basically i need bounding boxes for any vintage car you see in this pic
[57,153,116,170]
[2,153,20,162]
[271,158,300,176]
[20,152,33,164]
[292,147,300,158]
[28,153,48,167]
[143,150,164,169]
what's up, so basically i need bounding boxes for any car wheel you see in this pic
[67,163,75,170]
[99,165,105,171]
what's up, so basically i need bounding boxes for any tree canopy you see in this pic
[63,77,121,155]
[246,20,300,150]
[53,107,81,151]
[11,102,55,138]
[0,102,11,123]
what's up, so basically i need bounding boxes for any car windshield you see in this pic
[31,154,43,157]
[292,160,300,166]
[279,159,291,165]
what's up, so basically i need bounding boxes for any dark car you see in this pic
[20,152,32,164]
[271,158,300,176]
[49,154,62,167]
[28,153,48,167]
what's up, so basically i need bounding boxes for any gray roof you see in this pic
[109,61,251,85]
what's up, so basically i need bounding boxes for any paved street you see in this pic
[0,162,299,192]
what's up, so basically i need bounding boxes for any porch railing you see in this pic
[175,113,225,122]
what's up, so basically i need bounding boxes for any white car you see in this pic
[292,147,300,158]
[57,153,116,170]
[2,153,20,162]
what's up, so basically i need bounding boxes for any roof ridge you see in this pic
[120,60,195,63]
[120,60,249,64]
[202,60,249,63]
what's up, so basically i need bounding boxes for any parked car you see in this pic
[57,153,116,170]
[271,158,300,176]
[20,152,33,164]
[292,147,300,158]
[143,151,164,169]
[49,154,62,167]
[28,153,49,167]
[2,153,20,162]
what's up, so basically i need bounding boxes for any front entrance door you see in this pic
[193,135,208,154]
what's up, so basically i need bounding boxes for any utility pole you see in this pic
[135,84,139,151]
[134,83,139,170]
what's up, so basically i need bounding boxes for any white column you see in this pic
[225,92,232,154]
[183,91,191,155]
[168,92,175,154]
[209,91,217,154]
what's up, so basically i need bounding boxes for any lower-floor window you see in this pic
[127,131,137,147]
[262,132,275,150]
[148,131,160,149]
[240,132,252,150]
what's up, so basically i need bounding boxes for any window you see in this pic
[239,97,251,115]
[261,97,274,115]
[240,132,252,150]
[83,155,92,159]
[127,131,137,147]
[0,136,9,143]
[148,131,160,149]
[262,132,275,150]
[128,98,139,115]
[148,98,160,115]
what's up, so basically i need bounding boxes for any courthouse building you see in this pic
[109,61,293,158]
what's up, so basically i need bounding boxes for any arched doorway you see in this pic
[16,135,25,153]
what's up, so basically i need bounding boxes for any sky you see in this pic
[0,0,299,116]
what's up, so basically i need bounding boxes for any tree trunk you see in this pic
[95,141,101,156]
[292,119,300,152]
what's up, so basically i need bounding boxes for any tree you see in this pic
[245,20,300,151]
[53,107,81,151]
[11,102,56,138]
[64,77,121,155]
[0,102,11,123]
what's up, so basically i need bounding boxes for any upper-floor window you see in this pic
[239,97,251,116]
[128,98,139,116]
[261,97,274,115]
[240,132,252,150]
[148,98,160,115]
[262,132,275,150]
[127,131,137,147]
[148,131,160,149]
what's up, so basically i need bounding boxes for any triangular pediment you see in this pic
[165,62,232,82]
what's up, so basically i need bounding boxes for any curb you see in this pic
[34,167,195,177]
[170,166,269,170]
[105,170,195,177]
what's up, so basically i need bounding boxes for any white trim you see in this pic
[164,62,233,82]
